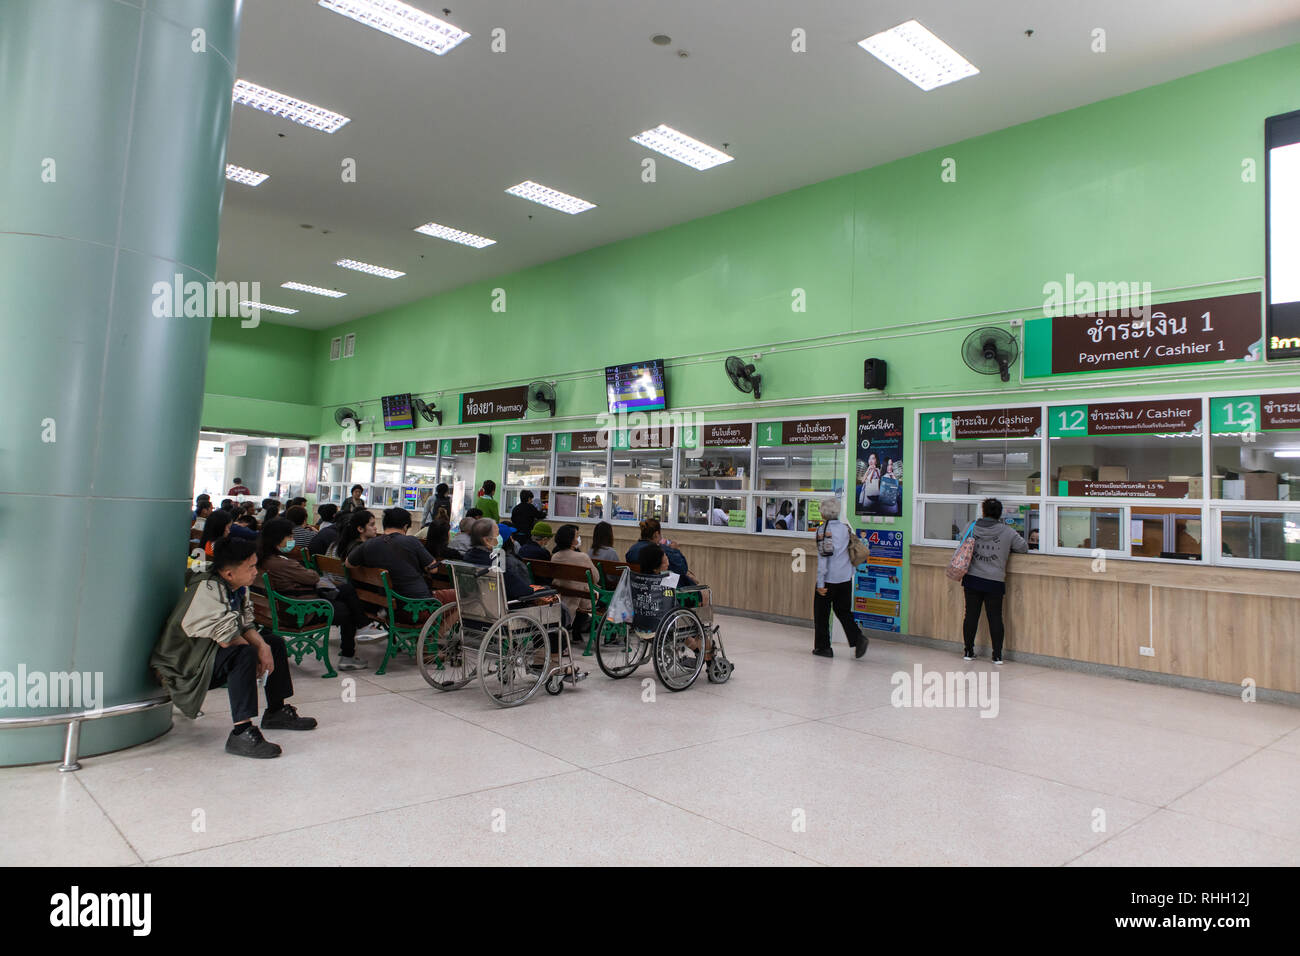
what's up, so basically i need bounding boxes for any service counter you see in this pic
[909,545,1299,694]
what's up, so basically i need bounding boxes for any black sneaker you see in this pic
[855,635,869,658]
[992,656,1004,665]
[226,724,281,759]
[261,704,317,731]
[812,648,833,658]
[963,650,975,662]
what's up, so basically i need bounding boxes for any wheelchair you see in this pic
[595,570,734,691]
[415,560,580,707]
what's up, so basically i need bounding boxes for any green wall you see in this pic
[202,317,319,435]
[205,42,1300,629]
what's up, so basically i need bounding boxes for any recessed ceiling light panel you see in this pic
[505,181,596,214]
[281,282,347,298]
[318,0,471,55]
[240,301,299,314]
[414,222,497,248]
[631,125,733,170]
[336,258,406,278]
[232,79,351,132]
[858,19,979,91]
[225,163,269,186]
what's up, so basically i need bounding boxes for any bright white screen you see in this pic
[1269,141,1300,305]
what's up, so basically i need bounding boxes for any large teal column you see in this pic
[0,0,242,764]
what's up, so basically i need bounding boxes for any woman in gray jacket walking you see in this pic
[812,497,868,659]
[961,498,1027,664]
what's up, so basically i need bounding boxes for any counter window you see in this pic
[556,451,607,489]
[1219,509,1300,563]
[612,450,673,492]
[1056,506,1122,552]
[757,447,844,494]
[506,450,550,488]
[1210,429,1297,501]
[677,494,747,527]
[921,439,1039,496]
[1049,433,1203,499]
[552,491,606,520]
[677,447,751,491]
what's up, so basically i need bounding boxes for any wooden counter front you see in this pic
[909,546,1300,694]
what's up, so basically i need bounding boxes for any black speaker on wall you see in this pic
[477,433,492,453]
[864,358,888,390]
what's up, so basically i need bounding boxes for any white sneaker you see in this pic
[355,624,387,642]
[336,655,368,671]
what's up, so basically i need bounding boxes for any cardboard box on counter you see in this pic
[1097,466,1129,481]
[1057,465,1098,481]
[1242,471,1280,500]
[1178,475,1224,498]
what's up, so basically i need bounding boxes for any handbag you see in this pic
[945,521,977,582]
[846,527,871,567]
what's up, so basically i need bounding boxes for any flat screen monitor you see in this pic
[1267,109,1300,358]
[605,359,666,414]
[381,393,414,430]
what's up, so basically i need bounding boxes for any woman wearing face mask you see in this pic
[548,524,597,637]
[258,517,368,671]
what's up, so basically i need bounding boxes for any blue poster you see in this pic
[852,529,903,632]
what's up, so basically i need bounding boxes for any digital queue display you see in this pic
[605,359,667,414]
[381,393,414,430]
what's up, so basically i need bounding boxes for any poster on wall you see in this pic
[855,407,904,516]
[305,444,320,494]
[852,529,903,633]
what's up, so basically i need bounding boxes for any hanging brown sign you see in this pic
[1261,394,1300,430]
[701,423,753,446]
[953,407,1042,439]
[460,386,528,423]
[521,433,553,452]
[1047,292,1260,374]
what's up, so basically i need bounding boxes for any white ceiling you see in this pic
[217,0,1300,330]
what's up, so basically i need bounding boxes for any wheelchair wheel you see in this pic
[546,674,564,695]
[478,613,549,707]
[416,605,475,691]
[706,629,733,684]
[595,619,648,679]
[652,608,706,691]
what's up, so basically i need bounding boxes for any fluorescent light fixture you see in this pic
[858,19,979,91]
[336,258,405,278]
[413,221,496,248]
[505,181,596,214]
[232,79,351,132]
[281,281,347,298]
[240,301,299,315]
[225,163,269,186]
[630,125,733,170]
[318,0,470,55]
[1273,450,1300,458]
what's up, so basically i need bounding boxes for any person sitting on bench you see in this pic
[150,536,318,759]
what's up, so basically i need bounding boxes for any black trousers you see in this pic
[813,580,864,651]
[210,633,294,724]
[287,583,363,657]
[962,588,1005,656]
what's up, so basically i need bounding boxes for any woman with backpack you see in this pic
[812,497,869,659]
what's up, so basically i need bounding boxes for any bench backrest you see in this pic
[594,558,631,589]
[519,558,593,602]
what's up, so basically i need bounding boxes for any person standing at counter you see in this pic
[340,484,367,516]
[422,482,453,527]
[960,497,1027,665]
[510,489,546,535]
[474,480,500,522]
[812,497,868,660]
[228,478,251,496]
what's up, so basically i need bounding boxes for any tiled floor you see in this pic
[3,614,1298,866]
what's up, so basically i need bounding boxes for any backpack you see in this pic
[817,520,871,566]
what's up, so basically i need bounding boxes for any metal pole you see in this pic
[59,719,82,773]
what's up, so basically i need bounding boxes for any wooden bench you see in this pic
[248,572,338,678]
[342,563,443,675]
[521,557,629,656]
